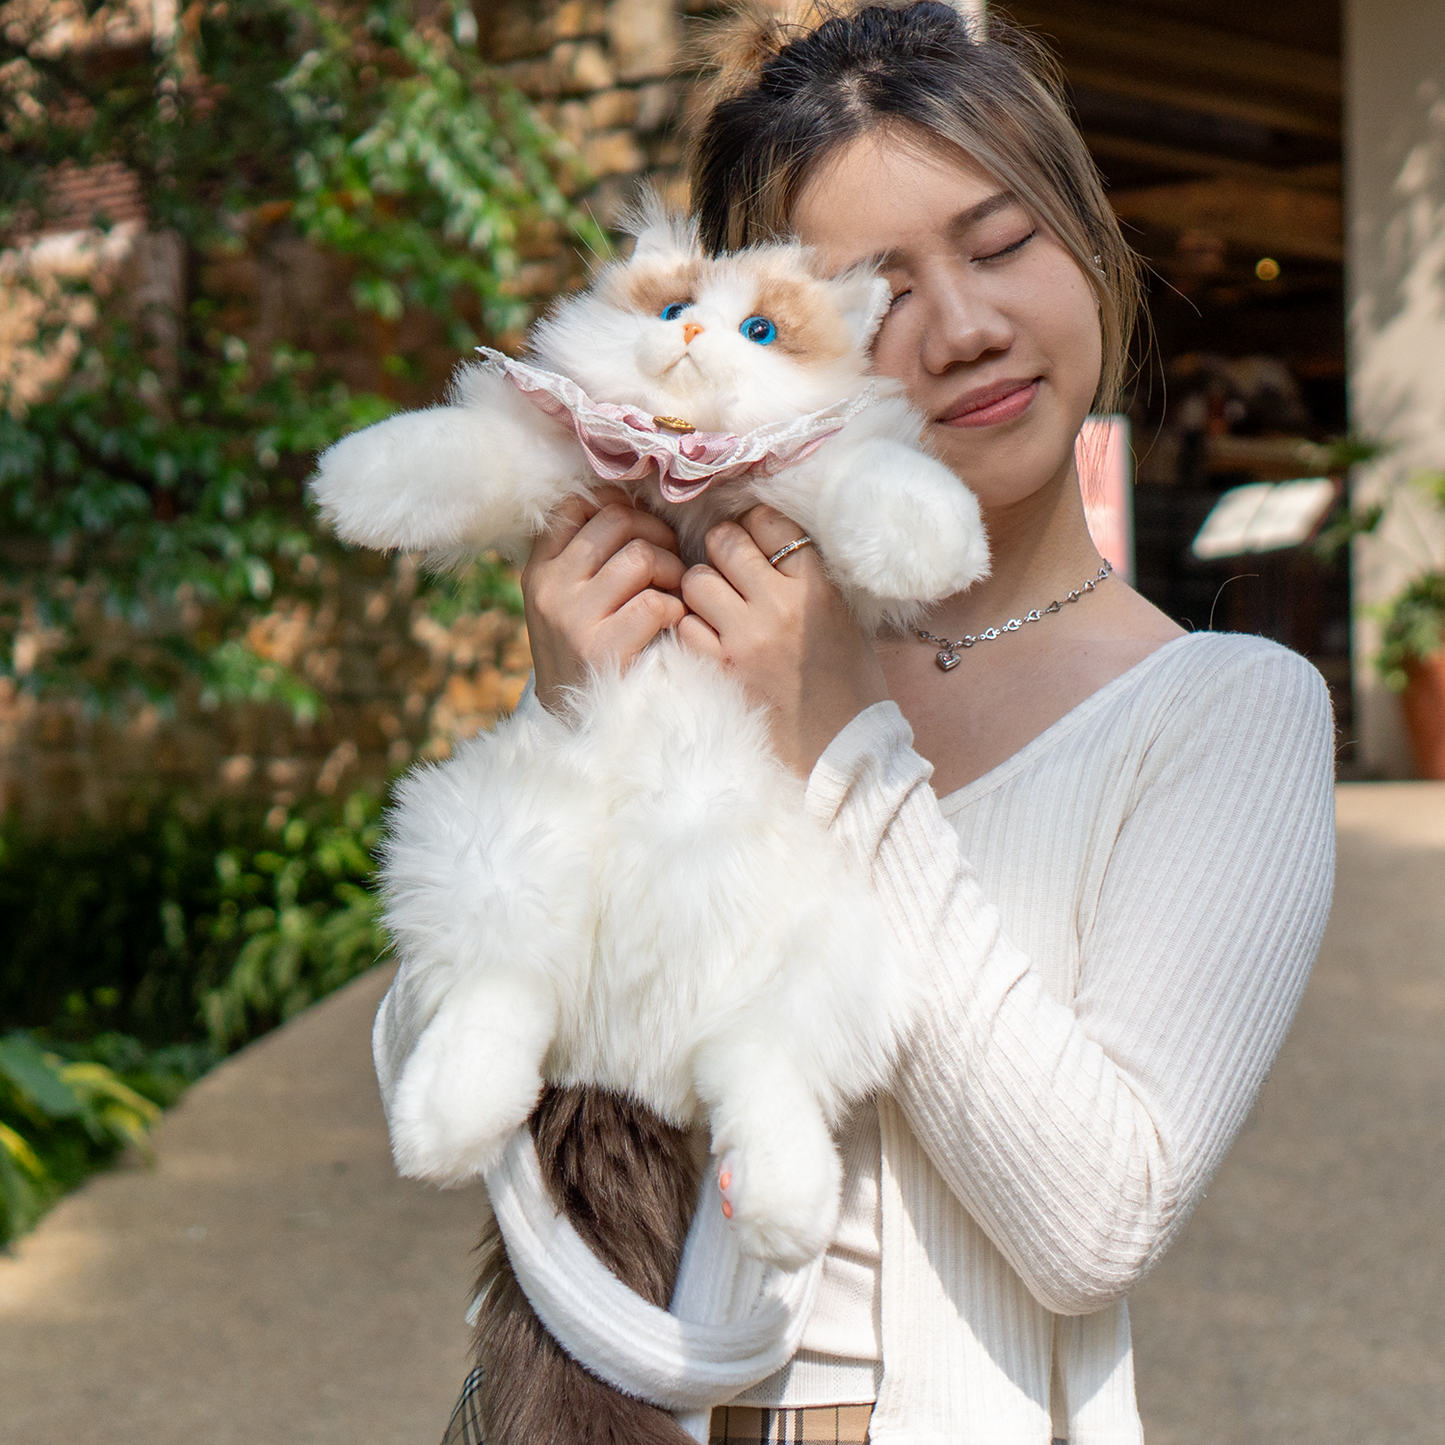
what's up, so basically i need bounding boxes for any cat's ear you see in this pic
[620,186,701,263]
[827,264,893,350]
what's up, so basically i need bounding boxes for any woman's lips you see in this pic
[938,378,1041,429]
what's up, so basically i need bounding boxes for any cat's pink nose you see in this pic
[683,322,704,344]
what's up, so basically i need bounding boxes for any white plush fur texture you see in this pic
[309,204,989,1268]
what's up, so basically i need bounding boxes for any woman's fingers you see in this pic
[527,489,613,568]
[527,489,680,574]
[739,505,820,578]
[569,501,681,579]
[590,537,686,615]
[703,505,817,600]
[676,611,723,660]
[701,521,774,602]
[603,587,687,659]
[681,562,748,635]
[523,490,688,713]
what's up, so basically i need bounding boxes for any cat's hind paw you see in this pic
[716,1150,742,1221]
[713,1124,842,1271]
[387,971,555,1187]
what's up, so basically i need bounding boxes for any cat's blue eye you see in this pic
[660,302,689,321]
[740,315,777,345]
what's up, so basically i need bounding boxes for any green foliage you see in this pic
[0,0,597,714]
[1354,468,1445,688]
[0,0,585,1244]
[428,552,525,623]
[200,793,387,1049]
[0,807,238,1043]
[1313,501,1385,565]
[0,790,387,1048]
[1310,435,1392,563]
[1377,571,1445,692]
[283,5,608,343]
[0,1029,165,1244]
[0,789,387,1240]
[1307,435,1445,682]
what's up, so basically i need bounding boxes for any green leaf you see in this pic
[0,1121,47,1181]
[0,1034,84,1119]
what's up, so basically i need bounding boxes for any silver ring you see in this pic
[767,535,814,568]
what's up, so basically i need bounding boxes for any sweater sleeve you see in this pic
[804,643,1336,1316]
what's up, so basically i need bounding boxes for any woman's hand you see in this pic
[679,505,887,777]
[522,487,687,715]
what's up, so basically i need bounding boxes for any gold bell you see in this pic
[652,415,696,434]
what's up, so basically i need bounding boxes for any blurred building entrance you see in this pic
[1006,0,1351,743]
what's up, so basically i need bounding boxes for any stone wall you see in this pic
[0,557,533,828]
[487,0,704,225]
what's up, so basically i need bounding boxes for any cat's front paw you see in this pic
[823,439,990,603]
[714,1124,842,1271]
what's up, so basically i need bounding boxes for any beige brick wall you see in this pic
[0,555,532,828]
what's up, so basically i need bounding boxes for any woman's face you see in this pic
[791,130,1103,513]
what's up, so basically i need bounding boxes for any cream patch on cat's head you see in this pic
[527,208,890,433]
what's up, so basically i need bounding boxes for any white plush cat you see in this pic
[310,204,988,1271]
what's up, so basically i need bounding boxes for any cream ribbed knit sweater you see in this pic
[733,630,1336,1441]
[375,629,1335,1442]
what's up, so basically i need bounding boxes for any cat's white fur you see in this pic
[310,203,989,1269]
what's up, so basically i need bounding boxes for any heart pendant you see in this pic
[936,651,961,671]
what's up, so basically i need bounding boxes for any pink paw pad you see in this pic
[717,1152,742,1222]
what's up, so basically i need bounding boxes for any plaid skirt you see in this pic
[709,1404,872,1442]
[439,1368,872,1444]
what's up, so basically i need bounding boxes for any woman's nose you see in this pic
[919,274,1014,374]
[683,322,705,344]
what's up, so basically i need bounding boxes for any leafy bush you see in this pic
[1378,570,1445,692]
[0,790,387,1048]
[0,0,581,1243]
[0,789,388,1241]
[200,794,387,1050]
[0,1029,165,1244]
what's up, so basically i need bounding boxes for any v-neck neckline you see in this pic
[934,631,1206,816]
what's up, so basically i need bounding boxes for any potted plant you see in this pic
[1376,499,1445,780]
[1321,457,1445,778]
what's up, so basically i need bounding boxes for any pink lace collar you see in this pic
[479,348,878,504]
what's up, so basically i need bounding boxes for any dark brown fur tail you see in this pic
[467,1085,704,1445]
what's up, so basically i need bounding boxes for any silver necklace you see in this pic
[914,559,1114,671]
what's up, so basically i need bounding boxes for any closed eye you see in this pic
[974,229,1036,264]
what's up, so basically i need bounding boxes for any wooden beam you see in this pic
[1006,0,1340,101]
[1085,133,1342,193]
[1065,64,1340,141]
[1107,177,1343,262]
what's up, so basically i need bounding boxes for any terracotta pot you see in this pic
[1401,650,1445,779]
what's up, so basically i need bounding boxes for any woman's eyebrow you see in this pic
[866,191,1021,273]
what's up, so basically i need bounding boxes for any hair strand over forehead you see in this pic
[686,0,1144,412]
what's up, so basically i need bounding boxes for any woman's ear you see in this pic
[828,266,892,350]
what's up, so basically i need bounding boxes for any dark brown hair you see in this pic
[688,1,1143,410]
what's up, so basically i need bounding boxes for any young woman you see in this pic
[461,4,1336,1440]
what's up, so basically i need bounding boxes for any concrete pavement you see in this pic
[0,965,482,1445]
[1132,783,1445,1444]
[1132,786,1439,1445]
[1,784,1441,1443]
